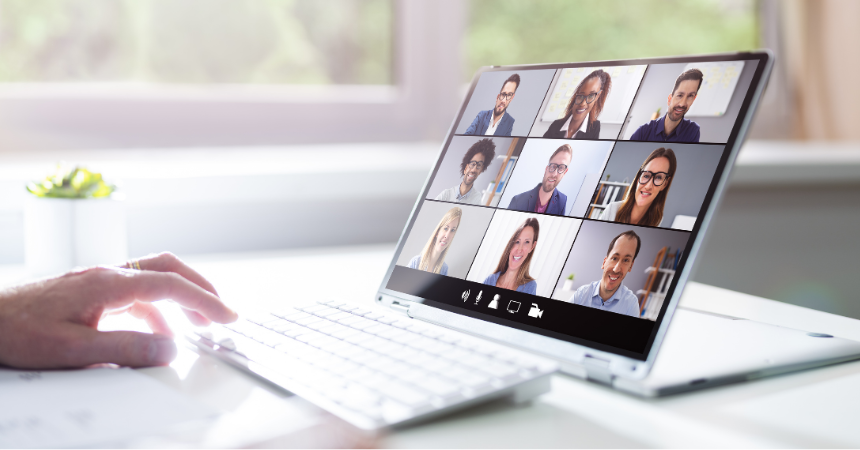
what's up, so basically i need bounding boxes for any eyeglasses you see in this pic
[497,92,515,101]
[572,92,600,105]
[467,160,486,170]
[638,170,669,186]
[546,163,568,174]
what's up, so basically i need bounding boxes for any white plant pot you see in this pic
[563,278,575,291]
[24,195,128,277]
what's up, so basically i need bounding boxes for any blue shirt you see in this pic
[482,271,537,295]
[408,255,448,276]
[630,114,700,143]
[568,281,640,317]
[464,110,515,136]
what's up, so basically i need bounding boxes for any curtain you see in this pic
[781,0,860,139]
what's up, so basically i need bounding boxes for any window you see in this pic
[0,0,393,85]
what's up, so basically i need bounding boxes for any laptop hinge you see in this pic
[583,354,615,386]
[388,301,411,317]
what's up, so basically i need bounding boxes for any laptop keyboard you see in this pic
[193,299,556,428]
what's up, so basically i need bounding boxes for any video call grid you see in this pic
[392,59,756,327]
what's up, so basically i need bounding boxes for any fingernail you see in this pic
[149,337,177,365]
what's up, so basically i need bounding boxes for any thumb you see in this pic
[71,329,178,368]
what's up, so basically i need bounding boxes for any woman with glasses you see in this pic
[543,69,612,140]
[409,207,462,276]
[599,147,677,227]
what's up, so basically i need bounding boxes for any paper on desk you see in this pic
[0,367,216,448]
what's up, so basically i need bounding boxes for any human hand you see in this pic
[0,252,238,369]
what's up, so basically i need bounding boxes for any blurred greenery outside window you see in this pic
[465,0,759,80]
[0,0,756,86]
[0,0,394,85]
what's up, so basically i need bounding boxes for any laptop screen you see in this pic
[380,53,768,361]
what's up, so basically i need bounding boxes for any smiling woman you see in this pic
[600,147,677,227]
[483,217,540,294]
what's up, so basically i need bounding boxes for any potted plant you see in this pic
[24,165,127,276]
[563,273,575,291]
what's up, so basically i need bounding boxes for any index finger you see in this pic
[127,252,219,297]
[102,269,238,324]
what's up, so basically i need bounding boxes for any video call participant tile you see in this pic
[455,69,556,138]
[529,65,646,140]
[497,139,613,218]
[587,141,723,230]
[395,201,495,280]
[550,220,690,321]
[426,135,525,208]
[619,60,759,144]
[466,209,581,298]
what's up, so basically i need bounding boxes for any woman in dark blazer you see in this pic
[543,69,612,140]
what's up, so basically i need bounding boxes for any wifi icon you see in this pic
[461,289,470,302]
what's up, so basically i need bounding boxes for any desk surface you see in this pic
[4,244,860,448]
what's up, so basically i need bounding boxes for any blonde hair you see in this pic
[493,217,539,288]
[418,207,462,273]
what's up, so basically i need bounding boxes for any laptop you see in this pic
[189,51,860,429]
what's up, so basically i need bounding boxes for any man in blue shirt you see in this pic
[567,230,641,317]
[464,74,520,136]
[630,68,703,143]
[507,144,571,215]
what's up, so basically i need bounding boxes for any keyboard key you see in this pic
[384,382,431,407]
[377,316,399,325]
[295,315,324,327]
[336,315,363,325]
[352,307,373,316]
[413,375,460,398]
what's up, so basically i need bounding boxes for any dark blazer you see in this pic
[543,116,601,139]
[507,183,568,216]
[464,110,515,136]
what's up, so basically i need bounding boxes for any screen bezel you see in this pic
[375,51,773,373]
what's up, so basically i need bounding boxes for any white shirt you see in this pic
[561,112,589,138]
[435,183,483,205]
[486,112,504,135]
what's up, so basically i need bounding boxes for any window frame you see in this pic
[0,0,468,150]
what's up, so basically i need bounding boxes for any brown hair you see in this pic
[493,217,540,288]
[614,148,677,227]
[418,207,462,274]
[564,69,612,128]
[672,68,704,94]
[460,138,496,176]
[550,144,573,162]
[607,230,641,261]
[502,73,521,91]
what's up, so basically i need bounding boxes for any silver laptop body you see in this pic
[374,50,860,395]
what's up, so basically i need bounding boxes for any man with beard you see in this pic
[464,74,520,136]
[507,144,571,215]
[435,138,496,205]
[566,230,641,318]
[630,68,703,143]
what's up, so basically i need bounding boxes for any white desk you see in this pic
[4,244,860,447]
